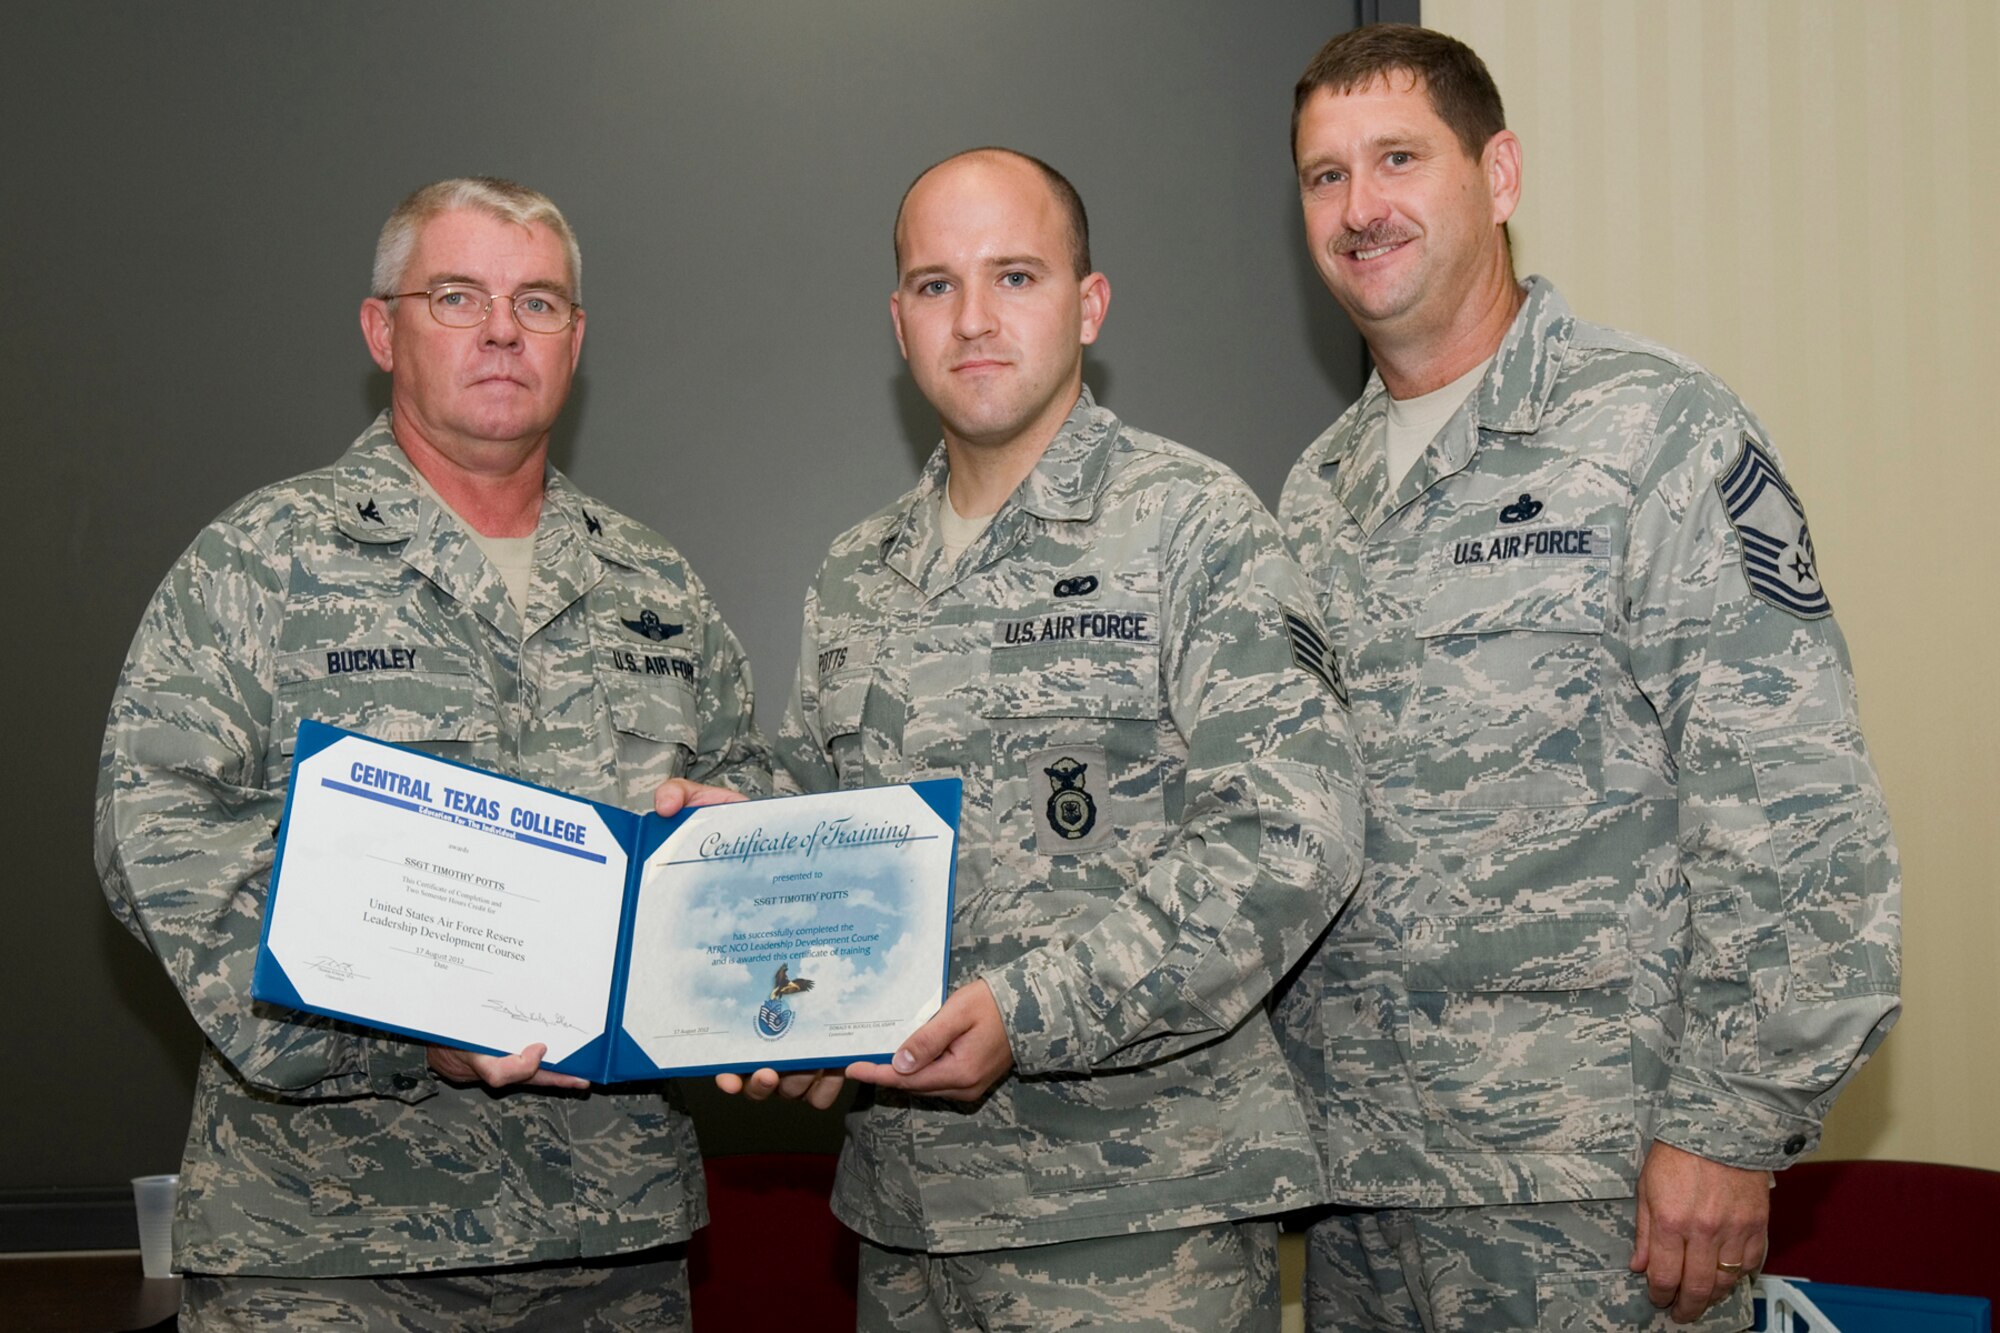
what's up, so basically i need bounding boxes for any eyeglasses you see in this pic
[380,284,581,334]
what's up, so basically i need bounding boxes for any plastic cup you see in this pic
[131,1173,178,1279]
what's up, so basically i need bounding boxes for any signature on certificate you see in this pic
[303,956,366,981]
[482,999,586,1033]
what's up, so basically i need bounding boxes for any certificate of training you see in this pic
[252,721,958,1079]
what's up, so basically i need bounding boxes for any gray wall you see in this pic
[3,0,1385,1229]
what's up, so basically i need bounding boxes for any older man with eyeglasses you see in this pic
[95,177,768,1330]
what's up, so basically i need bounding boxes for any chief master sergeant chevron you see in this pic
[1271,26,1900,1333]
[94,177,768,1329]
[727,148,1364,1331]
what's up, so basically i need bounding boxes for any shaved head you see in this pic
[895,147,1091,279]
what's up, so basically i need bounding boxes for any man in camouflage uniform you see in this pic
[95,177,768,1329]
[1273,27,1900,1332]
[728,148,1363,1331]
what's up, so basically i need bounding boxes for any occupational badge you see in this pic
[1044,756,1097,841]
[622,608,686,642]
[1028,745,1111,853]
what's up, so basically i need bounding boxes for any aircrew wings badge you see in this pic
[623,608,685,641]
[1717,435,1831,619]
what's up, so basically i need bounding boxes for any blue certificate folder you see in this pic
[252,721,960,1081]
[1755,1279,1991,1332]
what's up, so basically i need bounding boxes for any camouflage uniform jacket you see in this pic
[1274,278,1900,1210]
[776,390,1364,1252]
[95,411,771,1277]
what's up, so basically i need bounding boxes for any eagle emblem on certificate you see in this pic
[755,963,814,1040]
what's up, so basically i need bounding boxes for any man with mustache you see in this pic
[732,147,1363,1331]
[1273,26,1900,1333]
[96,176,766,1329]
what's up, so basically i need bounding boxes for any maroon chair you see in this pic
[1764,1159,1999,1310]
[689,1152,858,1326]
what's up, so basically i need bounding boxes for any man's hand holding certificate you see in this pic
[253,722,958,1081]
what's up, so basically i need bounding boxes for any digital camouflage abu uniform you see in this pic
[776,390,1364,1254]
[96,411,770,1278]
[1274,279,1899,1327]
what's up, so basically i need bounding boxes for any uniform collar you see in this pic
[331,411,427,544]
[883,387,1119,591]
[330,409,611,636]
[1310,276,1575,536]
[1008,385,1119,522]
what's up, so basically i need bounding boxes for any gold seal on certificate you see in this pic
[253,722,958,1080]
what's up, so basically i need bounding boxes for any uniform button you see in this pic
[392,1073,419,1092]
[1783,1134,1808,1156]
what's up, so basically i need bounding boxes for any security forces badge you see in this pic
[1031,745,1112,855]
[1047,757,1096,836]
[1718,434,1831,618]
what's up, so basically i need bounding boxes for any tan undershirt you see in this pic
[407,465,539,620]
[938,487,997,565]
[1385,355,1493,492]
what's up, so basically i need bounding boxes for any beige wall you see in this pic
[1422,0,2000,1171]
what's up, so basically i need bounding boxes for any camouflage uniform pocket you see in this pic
[1747,725,1898,996]
[1404,562,1607,809]
[981,642,1163,896]
[1015,1058,1224,1195]
[1536,1268,1749,1331]
[1404,913,1638,1154]
[819,673,873,790]
[302,1101,504,1217]
[602,671,698,802]
[274,655,492,762]
[981,636,1160,721]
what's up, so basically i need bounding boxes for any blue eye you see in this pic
[1387,152,1413,166]
[921,279,951,296]
[1000,272,1029,288]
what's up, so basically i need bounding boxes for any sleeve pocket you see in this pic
[819,673,872,789]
